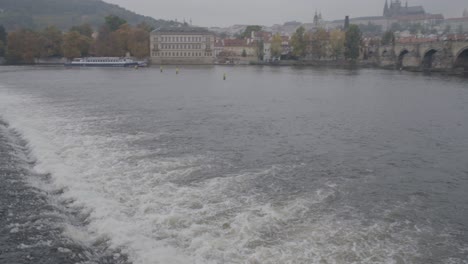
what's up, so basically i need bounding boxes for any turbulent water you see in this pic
[0,66,467,264]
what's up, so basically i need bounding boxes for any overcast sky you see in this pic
[105,0,467,27]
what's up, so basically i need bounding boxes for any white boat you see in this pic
[65,57,147,67]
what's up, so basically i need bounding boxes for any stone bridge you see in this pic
[378,40,468,74]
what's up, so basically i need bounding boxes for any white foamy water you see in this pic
[1,67,466,264]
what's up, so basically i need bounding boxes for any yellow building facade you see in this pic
[150,27,215,65]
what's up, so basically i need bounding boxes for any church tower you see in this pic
[313,10,319,26]
[383,0,389,17]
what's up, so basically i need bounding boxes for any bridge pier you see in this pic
[453,47,468,76]
[378,41,468,75]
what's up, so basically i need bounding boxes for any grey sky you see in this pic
[105,0,467,27]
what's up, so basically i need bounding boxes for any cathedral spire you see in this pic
[314,9,319,26]
[384,0,389,17]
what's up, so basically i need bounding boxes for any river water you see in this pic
[0,66,467,264]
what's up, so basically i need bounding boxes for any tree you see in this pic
[6,29,42,64]
[115,24,150,58]
[241,25,262,39]
[329,29,345,60]
[309,28,329,59]
[390,22,403,32]
[127,27,150,58]
[40,26,63,57]
[137,22,154,32]
[256,40,264,60]
[344,24,362,60]
[94,25,115,56]
[0,41,5,57]
[291,26,306,58]
[0,25,6,44]
[93,23,149,58]
[62,31,91,59]
[0,25,6,57]
[381,30,395,45]
[270,34,283,58]
[105,15,127,31]
[70,23,93,38]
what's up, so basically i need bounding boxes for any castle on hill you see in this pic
[383,0,425,18]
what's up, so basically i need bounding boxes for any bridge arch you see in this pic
[421,49,438,71]
[397,49,409,68]
[454,46,468,75]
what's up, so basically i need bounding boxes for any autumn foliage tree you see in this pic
[3,15,151,63]
[62,31,92,59]
[6,29,42,63]
[40,26,63,58]
[70,23,93,38]
[270,34,283,58]
[127,27,149,58]
[94,23,149,58]
[329,29,345,60]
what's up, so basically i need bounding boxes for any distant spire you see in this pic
[384,0,389,17]
[405,1,408,8]
[313,10,319,26]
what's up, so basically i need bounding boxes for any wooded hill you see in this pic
[0,0,178,31]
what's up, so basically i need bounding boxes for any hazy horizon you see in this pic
[104,0,467,27]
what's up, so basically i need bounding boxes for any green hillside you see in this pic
[0,0,178,31]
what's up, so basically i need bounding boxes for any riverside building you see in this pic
[150,26,215,65]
